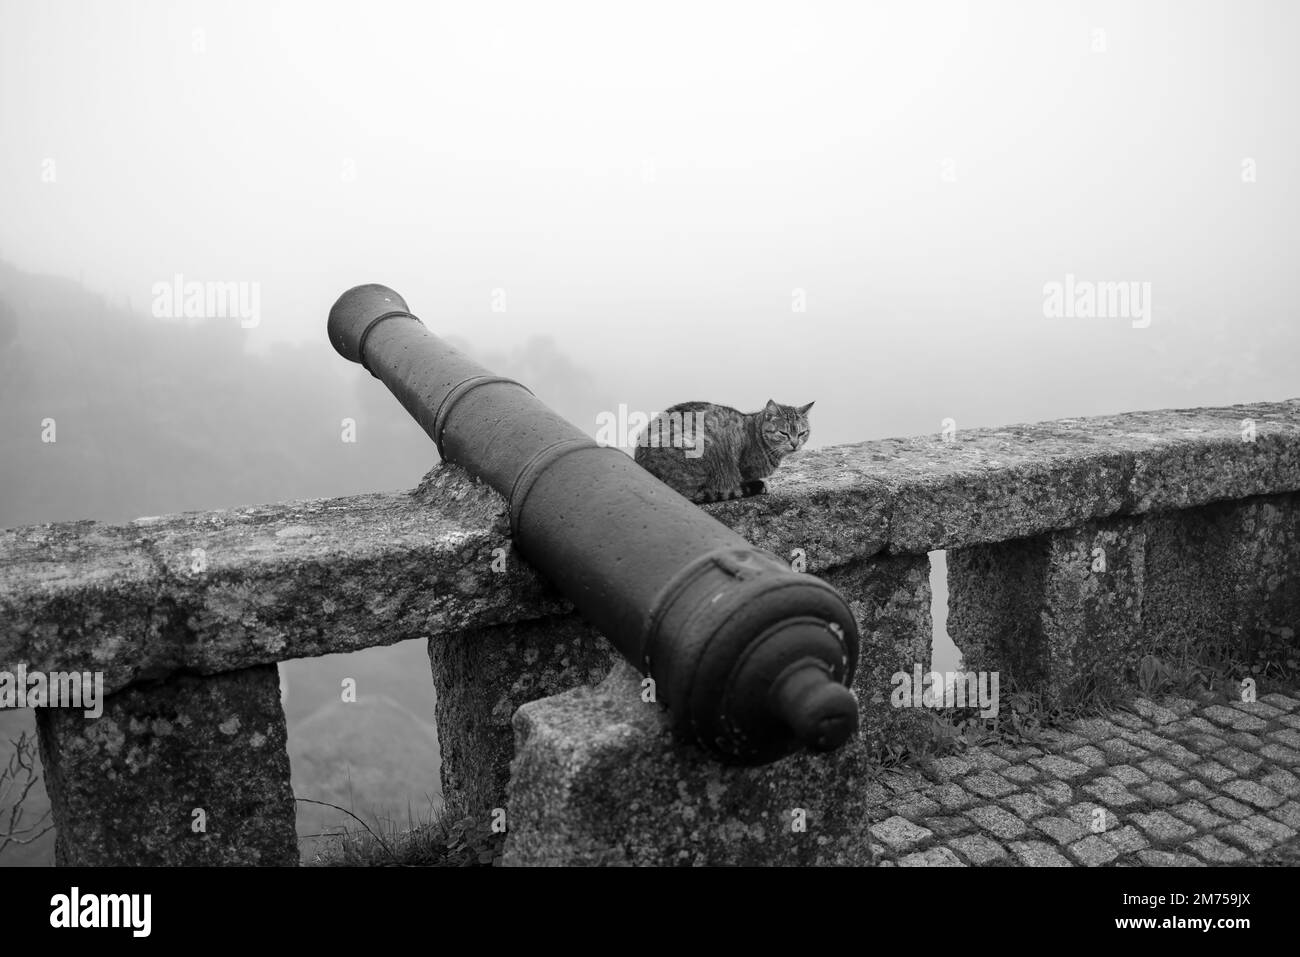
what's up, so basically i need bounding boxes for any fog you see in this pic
[6,0,1298,437]
[1,0,1297,864]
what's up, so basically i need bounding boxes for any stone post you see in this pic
[428,614,613,819]
[36,665,298,866]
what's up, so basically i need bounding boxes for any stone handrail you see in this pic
[2,399,1297,864]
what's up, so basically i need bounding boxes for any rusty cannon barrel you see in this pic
[328,284,859,764]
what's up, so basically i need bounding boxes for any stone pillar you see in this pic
[948,518,1145,708]
[821,555,934,748]
[35,665,297,866]
[1141,493,1300,667]
[1038,519,1146,703]
[428,613,613,819]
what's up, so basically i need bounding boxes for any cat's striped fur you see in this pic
[633,399,813,503]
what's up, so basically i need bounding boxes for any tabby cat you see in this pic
[633,399,813,503]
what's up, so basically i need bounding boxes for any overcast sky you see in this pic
[2,0,1297,448]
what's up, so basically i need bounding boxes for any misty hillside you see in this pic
[0,261,439,525]
[0,260,607,865]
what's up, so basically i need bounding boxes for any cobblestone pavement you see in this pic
[869,691,1300,866]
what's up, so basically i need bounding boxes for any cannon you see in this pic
[328,284,860,764]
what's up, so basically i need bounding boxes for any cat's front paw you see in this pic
[740,480,767,497]
[693,487,747,504]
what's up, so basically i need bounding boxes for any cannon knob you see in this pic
[771,658,859,752]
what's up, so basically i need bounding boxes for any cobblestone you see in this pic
[965,805,1028,840]
[869,816,932,852]
[1169,801,1231,830]
[1185,834,1245,863]
[1202,705,1268,732]
[1083,777,1143,808]
[1068,835,1119,865]
[1242,813,1296,843]
[1129,810,1197,843]
[887,792,942,819]
[1259,743,1300,766]
[1137,757,1187,782]
[1108,765,1150,787]
[1218,824,1274,854]
[1215,746,1264,775]
[948,833,1007,865]
[1030,754,1091,779]
[1269,800,1300,830]
[1000,764,1040,784]
[867,691,1300,866]
[1208,796,1254,820]
[899,846,965,866]
[931,783,977,811]
[1158,742,1201,767]
[1231,700,1286,719]
[1259,693,1299,712]
[1099,738,1149,762]
[1259,768,1300,798]
[1131,699,1179,725]
[1003,792,1054,821]
[1033,815,1085,845]
[1190,760,1236,784]
[1137,850,1205,866]
[1102,825,1149,853]
[1009,841,1071,866]
[1067,745,1108,768]
[962,771,1017,800]
[1135,782,1181,805]
[1221,779,1284,810]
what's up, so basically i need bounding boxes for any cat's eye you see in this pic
[798,431,808,438]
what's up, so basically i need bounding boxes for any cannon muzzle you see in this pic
[328,284,860,764]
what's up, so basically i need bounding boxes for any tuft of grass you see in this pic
[865,671,1132,769]
[1134,627,1299,700]
[302,798,505,867]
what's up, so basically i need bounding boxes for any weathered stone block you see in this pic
[821,554,933,750]
[949,518,1146,707]
[35,665,296,865]
[428,613,613,817]
[1038,520,1145,702]
[1141,493,1300,667]
[503,663,891,866]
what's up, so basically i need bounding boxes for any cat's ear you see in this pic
[764,399,780,415]
[797,401,815,415]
